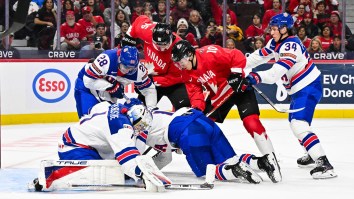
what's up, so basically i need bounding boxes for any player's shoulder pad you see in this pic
[107,103,134,135]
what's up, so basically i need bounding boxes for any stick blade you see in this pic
[278,107,305,113]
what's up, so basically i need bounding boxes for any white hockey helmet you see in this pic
[127,104,153,132]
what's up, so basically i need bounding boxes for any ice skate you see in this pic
[310,156,337,179]
[225,161,263,184]
[257,152,282,183]
[297,153,315,168]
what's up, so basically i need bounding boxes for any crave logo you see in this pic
[32,69,71,103]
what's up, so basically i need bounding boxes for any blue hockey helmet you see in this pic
[269,13,294,30]
[118,46,139,74]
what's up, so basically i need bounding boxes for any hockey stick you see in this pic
[69,164,216,191]
[69,182,213,190]
[252,85,304,113]
[0,0,31,39]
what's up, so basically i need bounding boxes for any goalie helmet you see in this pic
[171,40,195,62]
[269,13,294,30]
[127,104,153,132]
[118,46,139,75]
[152,23,173,51]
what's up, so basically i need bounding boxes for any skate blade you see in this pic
[298,163,316,168]
[267,155,282,183]
[312,170,338,179]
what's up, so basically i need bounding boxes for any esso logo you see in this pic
[32,69,71,103]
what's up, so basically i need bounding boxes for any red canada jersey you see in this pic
[185,45,247,111]
[128,15,185,87]
[78,16,104,40]
[60,22,87,41]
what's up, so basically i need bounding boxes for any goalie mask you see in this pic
[127,105,153,132]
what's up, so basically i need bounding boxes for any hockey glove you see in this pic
[227,73,243,92]
[106,78,124,98]
[121,34,137,47]
[135,166,159,192]
[237,72,261,93]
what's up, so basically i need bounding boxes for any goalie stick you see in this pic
[0,0,31,39]
[252,85,304,113]
[69,163,215,191]
[68,182,214,190]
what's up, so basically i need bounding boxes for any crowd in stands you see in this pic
[1,0,354,58]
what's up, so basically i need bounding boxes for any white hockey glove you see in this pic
[135,167,159,192]
[135,155,172,192]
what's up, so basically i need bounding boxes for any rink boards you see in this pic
[0,59,353,125]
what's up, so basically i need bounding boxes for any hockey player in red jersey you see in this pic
[171,40,282,183]
[121,15,192,110]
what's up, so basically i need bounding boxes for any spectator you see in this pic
[313,1,330,31]
[296,26,311,48]
[327,11,352,39]
[78,6,105,42]
[171,0,193,23]
[188,10,206,45]
[307,36,324,53]
[225,38,236,49]
[218,14,244,43]
[103,0,119,26]
[287,0,311,14]
[143,8,153,21]
[60,11,87,51]
[131,0,144,24]
[326,35,345,53]
[300,12,318,38]
[317,0,339,13]
[114,20,131,47]
[34,0,57,50]
[245,14,265,40]
[86,0,104,18]
[169,0,177,10]
[0,33,20,58]
[152,0,167,23]
[318,25,333,51]
[79,35,104,58]
[119,0,131,17]
[114,9,131,30]
[199,19,223,47]
[61,0,79,23]
[144,1,155,13]
[262,0,281,28]
[292,3,306,28]
[94,0,106,13]
[253,37,264,50]
[167,14,177,32]
[210,0,237,26]
[176,18,198,48]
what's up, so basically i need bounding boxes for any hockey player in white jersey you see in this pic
[127,99,281,184]
[238,13,337,179]
[74,45,157,118]
[31,102,168,192]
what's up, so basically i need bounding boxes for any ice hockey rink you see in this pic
[1,118,354,199]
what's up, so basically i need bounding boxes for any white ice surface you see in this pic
[1,119,354,198]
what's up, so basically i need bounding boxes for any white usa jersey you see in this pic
[136,107,192,153]
[77,49,157,107]
[246,36,321,95]
[58,102,141,178]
